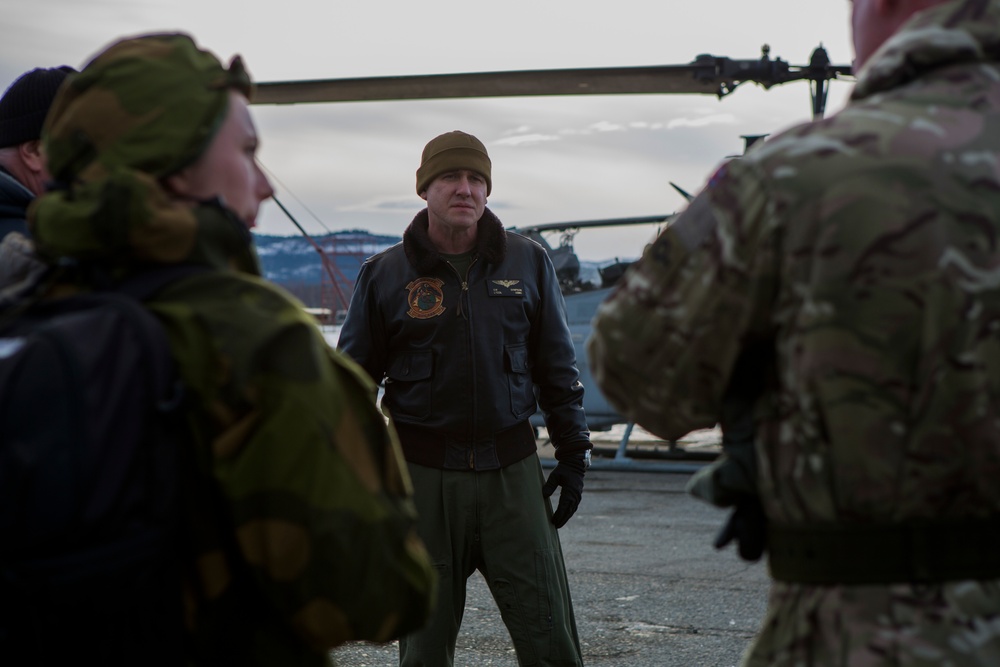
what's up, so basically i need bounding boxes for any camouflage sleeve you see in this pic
[587,160,777,441]
[153,275,435,653]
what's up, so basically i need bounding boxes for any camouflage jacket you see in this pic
[29,192,435,665]
[589,0,1000,663]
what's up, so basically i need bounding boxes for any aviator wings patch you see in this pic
[489,279,524,297]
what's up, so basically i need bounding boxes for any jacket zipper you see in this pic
[454,257,478,468]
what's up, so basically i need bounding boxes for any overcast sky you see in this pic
[4,0,856,260]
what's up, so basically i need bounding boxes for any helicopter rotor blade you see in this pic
[254,66,723,105]
[253,46,853,106]
[509,214,675,235]
[669,182,695,203]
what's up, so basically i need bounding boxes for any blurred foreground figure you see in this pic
[589,1,1000,664]
[0,33,433,666]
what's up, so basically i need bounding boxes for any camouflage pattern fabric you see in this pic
[588,0,1000,664]
[43,32,251,184]
[28,33,435,666]
[32,32,260,278]
[149,274,436,665]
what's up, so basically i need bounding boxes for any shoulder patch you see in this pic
[406,278,446,319]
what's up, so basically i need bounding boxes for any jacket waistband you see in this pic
[393,420,537,471]
[768,516,1000,585]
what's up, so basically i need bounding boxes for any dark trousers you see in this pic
[399,455,583,666]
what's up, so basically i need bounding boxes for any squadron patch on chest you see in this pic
[406,278,447,319]
[489,279,524,297]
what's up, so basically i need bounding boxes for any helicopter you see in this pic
[251,45,853,462]
[503,137,767,462]
[509,214,672,434]
[506,132,768,431]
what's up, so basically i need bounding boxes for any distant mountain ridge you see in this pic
[254,229,608,306]
[254,229,400,286]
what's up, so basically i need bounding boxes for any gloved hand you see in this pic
[691,376,767,561]
[542,452,588,528]
[686,453,756,508]
[713,496,767,562]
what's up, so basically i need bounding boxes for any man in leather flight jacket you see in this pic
[339,130,591,667]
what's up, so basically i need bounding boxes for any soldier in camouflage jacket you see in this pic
[29,33,435,666]
[589,0,1000,664]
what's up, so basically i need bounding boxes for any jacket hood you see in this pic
[853,0,1000,99]
[402,207,507,273]
[0,168,32,220]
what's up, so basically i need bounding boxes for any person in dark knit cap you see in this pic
[0,66,76,294]
[0,66,76,241]
[340,130,592,667]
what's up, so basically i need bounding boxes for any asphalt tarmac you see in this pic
[330,430,771,667]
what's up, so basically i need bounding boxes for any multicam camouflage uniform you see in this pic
[29,34,434,666]
[588,0,1000,664]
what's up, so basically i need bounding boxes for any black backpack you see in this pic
[0,266,200,666]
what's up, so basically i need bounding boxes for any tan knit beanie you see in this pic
[415,130,492,195]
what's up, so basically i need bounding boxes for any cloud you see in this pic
[498,118,641,146]
[589,121,626,133]
[667,113,737,129]
[495,133,560,146]
[559,121,627,136]
[502,125,533,136]
[339,197,418,213]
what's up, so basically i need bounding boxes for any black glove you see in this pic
[542,453,588,529]
[713,496,767,562]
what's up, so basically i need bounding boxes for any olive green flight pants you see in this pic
[399,455,583,667]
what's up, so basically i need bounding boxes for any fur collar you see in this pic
[403,207,507,274]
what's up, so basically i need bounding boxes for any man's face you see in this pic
[165,91,273,228]
[852,0,918,70]
[421,169,488,234]
[852,0,879,69]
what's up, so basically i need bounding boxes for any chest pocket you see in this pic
[385,349,433,420]
[504,342,537,420]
